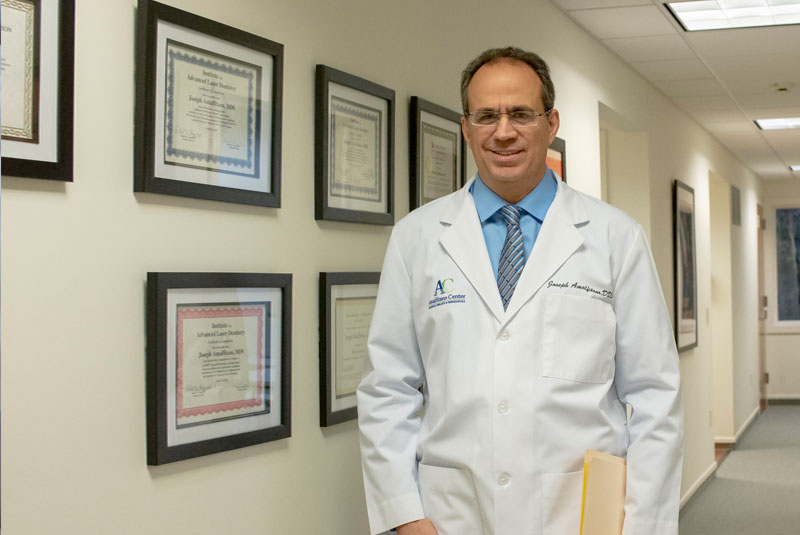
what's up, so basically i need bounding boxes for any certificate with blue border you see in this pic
[164,40,261,178]
[329,96,382,202]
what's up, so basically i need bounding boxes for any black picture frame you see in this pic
[409,97,466,210]
[134,0,283,207]
[673,180,698,352]
[319,271,380,426]
[315,65,395,225]
[146,272,292,464]
[547,136,566,182]
[1,0,74,181]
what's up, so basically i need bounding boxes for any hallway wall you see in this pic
[1,0,765,532]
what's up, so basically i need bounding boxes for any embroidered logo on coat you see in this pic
[428,278,466,309]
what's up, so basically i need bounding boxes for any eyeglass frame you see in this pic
[465,108,553,127]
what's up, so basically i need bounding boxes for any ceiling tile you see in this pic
[553,0,651,9]
[569,6,676,39]
[763,132,800,160]
[692,108,749,123]
[673,95,739,111]
[685,25,800,57]
[736,91,800,109]
[654,78,728,97]
[630,58,712,80]
[603,35,696,62]
[704,54,800,82]
[746,106,800,119]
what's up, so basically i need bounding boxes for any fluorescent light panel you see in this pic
[755,117,800,130]
[667,1,800,31]
[791,165,800,172]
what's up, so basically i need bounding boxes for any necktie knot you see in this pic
[500,204,521,229]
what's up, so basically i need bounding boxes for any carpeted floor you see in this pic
[679,405,800,535]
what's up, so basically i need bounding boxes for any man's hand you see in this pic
[396,518,437,535]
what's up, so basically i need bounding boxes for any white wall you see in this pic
[762,179,800,399]
[1,0,766,532]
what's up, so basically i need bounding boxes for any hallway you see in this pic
[679,405,800,535]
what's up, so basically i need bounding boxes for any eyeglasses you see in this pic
[467,109,551,127]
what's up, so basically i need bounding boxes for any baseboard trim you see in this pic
[735,406,760,441]
[679,460,718,514]
[713,436,735,444]
[768,398,800,405]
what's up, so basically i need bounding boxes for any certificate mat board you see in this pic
[319,272,380,426]
[315,65,395,225]
[580,450,626,535]
[409,97,466,210]
[1,0,74,181]
[146,272,292,465]
[135,0,283,207]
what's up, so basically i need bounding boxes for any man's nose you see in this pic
[492,115,518,140]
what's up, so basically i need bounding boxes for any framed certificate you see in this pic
[1,0,74,181]
[134,1,283,207]
[315,65,395,225]
[673,180,698,352]
[547,136,566,182]
[409,97,466,210]
[146,272,292,464]
[319,272,379,426]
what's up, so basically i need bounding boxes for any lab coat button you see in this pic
[497,401,510,414]
[497,474,511,486]
[498,330,510,341]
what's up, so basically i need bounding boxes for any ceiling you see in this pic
[551,0,800,181]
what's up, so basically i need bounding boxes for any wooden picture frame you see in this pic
[146,272,292,464]
[134,0,283,207]
[315,65,395,225]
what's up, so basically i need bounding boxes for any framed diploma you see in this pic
[146,272,292,464]
[547,136,566,182]
[1,0,74,181]
[134,1,283,207]
[319,272,379,426]
[315,65,395,225]
[673,180,698,353]
[409,97,466,210]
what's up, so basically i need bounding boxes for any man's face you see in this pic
[461,59,560,202]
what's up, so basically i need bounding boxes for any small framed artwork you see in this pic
[315,65,395,225]
[673,180,698,352]
[409,97,466,210]
[146,272,292,464]
[319,272,379,426]
[1,0,74,181]
[134,0,283,207]
[547,136,566,182]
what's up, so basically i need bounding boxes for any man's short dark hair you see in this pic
[460,47,555,115]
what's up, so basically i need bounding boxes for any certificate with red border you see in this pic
[175,302,269,427]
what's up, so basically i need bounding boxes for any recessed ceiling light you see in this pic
[791,165,800,172]
[755,117,800,130]
[667,1,800,31]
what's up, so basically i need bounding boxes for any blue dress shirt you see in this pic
[470,170,558,278]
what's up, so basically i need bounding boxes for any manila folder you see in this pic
[580,450,626,535]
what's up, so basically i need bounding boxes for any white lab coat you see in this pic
[358,176,683,535]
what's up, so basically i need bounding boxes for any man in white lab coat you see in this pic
[357,47,683,535]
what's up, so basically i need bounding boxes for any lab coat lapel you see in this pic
[439,182,505,323]
[504,181,588,319]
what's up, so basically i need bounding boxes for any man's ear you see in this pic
[461,115,471,145]
[547,108,560,145]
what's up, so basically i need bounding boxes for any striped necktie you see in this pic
[497,204,524,310]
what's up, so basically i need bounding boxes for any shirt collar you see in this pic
[470,169,558,223]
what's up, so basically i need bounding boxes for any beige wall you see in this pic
[1,0,767,532]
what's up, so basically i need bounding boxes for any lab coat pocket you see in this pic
[542,294,616,383]
[541,470,583,535]
[417,463,485,535]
